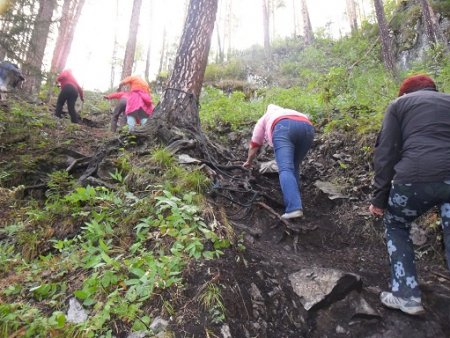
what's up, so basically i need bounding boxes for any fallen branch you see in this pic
[256,201,290,227]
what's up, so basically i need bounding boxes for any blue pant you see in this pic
[384,181,450,298]
[272,119,314,213]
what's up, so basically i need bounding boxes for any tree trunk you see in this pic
[157,27,167,77]
[121,0,143,79]
[110,0,120,89]
[419,0,439,45]
[152,0,218,133]
[373,0,396,77]
[50,0,86,73]
[144,0,153,83]
[346,0,358,34]
[262,0,271,56]
[300,0,314,44]
[22,0,57,95]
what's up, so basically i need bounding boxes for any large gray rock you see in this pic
[67,297,88,324]
[289,267,362,311]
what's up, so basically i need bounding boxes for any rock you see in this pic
[221,324,232,338]
[288,267,362,311]
[410,222,427,246]
[314,180,349,200]
[127,331,147,338]
[259,160,278,174]
[348,292,380,319]
[67,297,88,324]
[150,316,169,333]
[177,154,201,164]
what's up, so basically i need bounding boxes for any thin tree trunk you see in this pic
[373,0,396,77]
[300,0,314,44]
[121,0,143,79]
[110,0,120,88]
[225,0,233,57]
[144,0,153,83]
[157,27,167,76]
[419,0,439,45]
[346,0,358,34]
[50,0,85,73]
[22,0,57,95]
[262,0,271,56]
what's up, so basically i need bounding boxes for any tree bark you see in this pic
[373,0,396,77]
[419,0,438,44]
[300,0,314,44]
[110,0,120,89]
[346,0,358,34]
[50,0,86,74]
[22,0,57,95]
[121,0,143,79]
[157,27,167,77]
[262,0,271,56]
[151,0,218,135]
[144,0,153,83]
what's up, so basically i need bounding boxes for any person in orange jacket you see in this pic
[55,69,84,123]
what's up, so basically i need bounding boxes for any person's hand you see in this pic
[369,204,384,217]
[103,95,109,100]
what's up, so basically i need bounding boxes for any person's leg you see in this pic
[291,122,314,189]
[441,202,450,271]
[55,88,67,118]
[273,119,301,213]
[126,115,137,130]
[111,98,127,132]
[439,180,450,271]
[140,118,148,125]
[65,85,79,123]
[384,183,439,299]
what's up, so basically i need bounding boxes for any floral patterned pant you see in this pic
[384,181,450,298]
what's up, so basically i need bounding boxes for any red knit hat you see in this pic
[398,74,436,97]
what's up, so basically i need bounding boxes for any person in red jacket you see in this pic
[55,69,84,123]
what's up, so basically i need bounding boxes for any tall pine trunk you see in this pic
[22,0,57,95]
[300,0,314,44]
[50,0,86,73]
[346,0,358,34]
[152,0,218,134]
[121,0,143,79]
[262,0,271,56]
[373,0,396,77]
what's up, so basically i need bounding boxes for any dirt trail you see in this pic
[177,131,450,337]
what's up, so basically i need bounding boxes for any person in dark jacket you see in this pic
[55,69,84,123]
[369,74,450,315]
[104,91,129,132]
[0,61,24,98]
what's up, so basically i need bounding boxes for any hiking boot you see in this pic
[281,210,303,219]
[380,291,425,315]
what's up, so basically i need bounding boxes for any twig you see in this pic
[432,271,450,281]
[255,201,290,227]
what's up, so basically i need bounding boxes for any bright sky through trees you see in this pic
[58,0,373,91]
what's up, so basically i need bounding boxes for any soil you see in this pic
[1,106,450,338]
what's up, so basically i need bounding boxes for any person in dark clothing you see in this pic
[369,74,450,316]
[55,69,84,123]
[0,61,24,98]
[104,91,129,132]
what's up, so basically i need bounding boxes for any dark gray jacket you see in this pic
[371,88,450,208]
